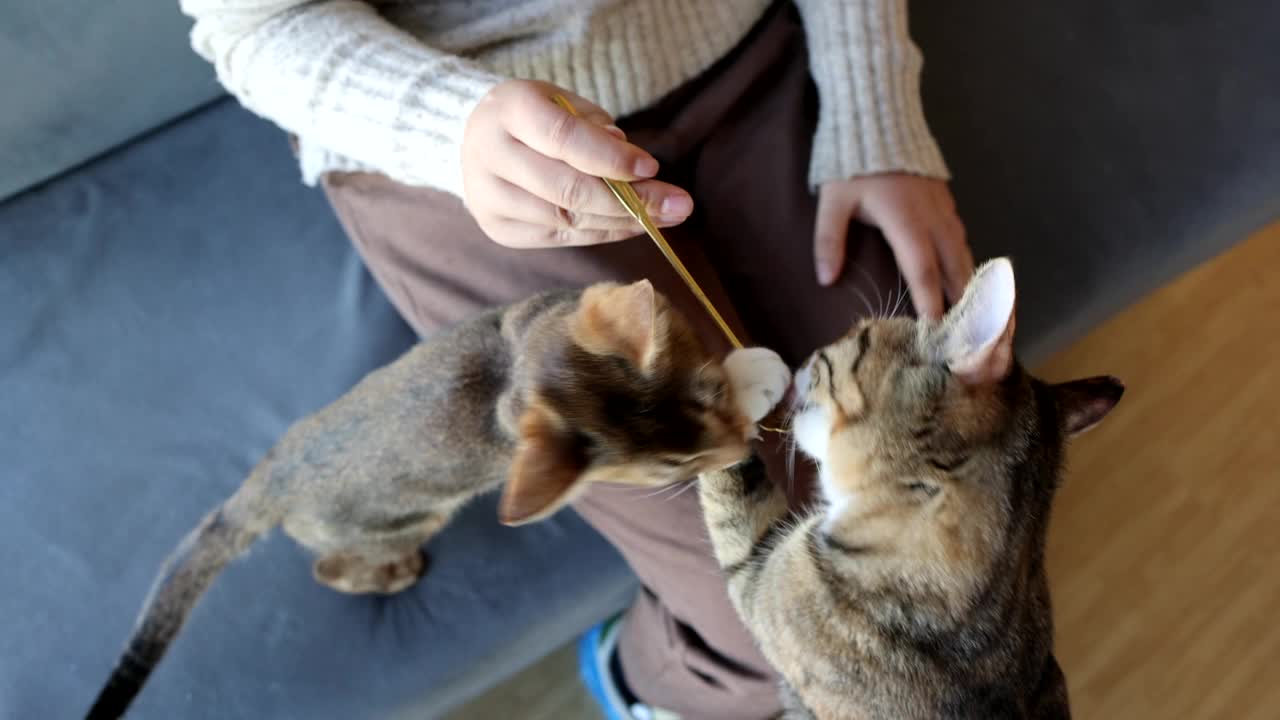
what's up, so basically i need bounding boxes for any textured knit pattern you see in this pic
[180,0,949,197]
[794,0,949,187]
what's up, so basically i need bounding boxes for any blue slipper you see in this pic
[577,617,682,720]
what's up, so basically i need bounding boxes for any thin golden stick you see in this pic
[551,94,743,350]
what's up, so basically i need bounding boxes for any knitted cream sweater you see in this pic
[179,0,948,197]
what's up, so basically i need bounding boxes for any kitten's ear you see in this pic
[937,257,1017,386]
[572,280,660,371]
[1054,376,1125,437]
[499,403,590,526]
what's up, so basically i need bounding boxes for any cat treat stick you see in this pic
[552,94,744,350]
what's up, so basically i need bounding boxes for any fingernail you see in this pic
[603,124,626,139]
[816,262,834,286]
[633,156,659,178]
[660,195,692,216]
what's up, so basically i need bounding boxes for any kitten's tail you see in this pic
[85,470,279,720]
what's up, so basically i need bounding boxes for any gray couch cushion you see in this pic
[0,99,636,719]
[4,1,1278,718]
[913,0,1280,364]
[0,0,222,201]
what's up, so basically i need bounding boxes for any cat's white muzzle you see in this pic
[792,362,811,406]
[790,360,830,464]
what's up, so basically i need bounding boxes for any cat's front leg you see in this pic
[725,347,792,434]
[706,347,792,573]
[699,457,791,598]
[711,348,793,614]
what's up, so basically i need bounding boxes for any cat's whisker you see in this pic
[785,436,798,496]
[780,400,802,433]
[890,273,909,318]
[852,263,886,319]
[637,480,691,500]
[663,479,699,502]
[849,283,876,319]
[634,486,670,499]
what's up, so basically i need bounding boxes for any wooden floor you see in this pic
[1039,224,1280,718]
[449,225,1280,720]
[445,644,595,720]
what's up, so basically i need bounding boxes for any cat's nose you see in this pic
[793,363,812,405]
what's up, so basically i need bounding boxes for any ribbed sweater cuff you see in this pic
[798,0,950,187]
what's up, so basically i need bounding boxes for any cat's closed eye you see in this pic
[571,430,598,458]
[900,481,940,498]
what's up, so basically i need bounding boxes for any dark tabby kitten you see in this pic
[88,279,790,719]
[699,259,1124,719]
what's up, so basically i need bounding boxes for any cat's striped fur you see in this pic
[700,258,1123,719]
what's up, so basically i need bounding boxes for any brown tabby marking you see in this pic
[88,280,776,719]
[700,259,1124,719]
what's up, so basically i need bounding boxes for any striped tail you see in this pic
[86,486,273,719]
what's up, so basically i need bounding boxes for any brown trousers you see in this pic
[320,4,901,718]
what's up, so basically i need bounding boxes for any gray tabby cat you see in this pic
[699,258,1124,719]
[87,279,790,719]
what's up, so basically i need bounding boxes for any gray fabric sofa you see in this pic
[2,1,1275,718]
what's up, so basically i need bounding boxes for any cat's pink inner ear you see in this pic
[944,258,1017,386]
[499,403,589,526]
[1055,375,1125,436]
[618,280,658,364]
[572,280,659,370]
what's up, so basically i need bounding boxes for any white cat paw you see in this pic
[725,347,792,424]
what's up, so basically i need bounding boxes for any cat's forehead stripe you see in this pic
[851,326,871,376]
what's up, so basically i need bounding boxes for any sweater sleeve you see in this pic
[793,0,949,188]
[179,0,505,196]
